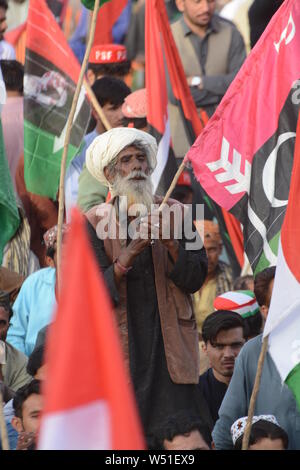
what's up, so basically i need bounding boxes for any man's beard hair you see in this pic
[112,170,154,216]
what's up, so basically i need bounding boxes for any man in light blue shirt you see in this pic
[6,224,69,356]
[7,266,56,357]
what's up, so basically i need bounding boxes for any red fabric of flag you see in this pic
[39,208,145,449]
[94,0,128,45]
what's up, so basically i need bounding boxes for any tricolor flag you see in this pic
[187,0,300,274]
[24,0,91,200]
[263,114,300,411]
[146,0,243,275]
[38,208,145,449]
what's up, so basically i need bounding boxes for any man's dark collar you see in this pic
[180,14,220,37]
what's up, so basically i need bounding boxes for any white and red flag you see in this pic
[38,208,145,450]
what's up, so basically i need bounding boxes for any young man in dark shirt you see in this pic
[199,310,245,425]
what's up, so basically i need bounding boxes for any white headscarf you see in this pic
[85,127,157,188]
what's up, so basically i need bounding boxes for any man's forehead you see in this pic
[23,394,43,412]
[214,327,244,343]
[117,145,146,158]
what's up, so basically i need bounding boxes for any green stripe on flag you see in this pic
[24,120,79,200]
[81,0,111,10]
[0,118,20,264]
[286,362,300,412]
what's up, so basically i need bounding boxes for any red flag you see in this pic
[186,0,300,273]
[94,0,128,44]
[146,0,243,272]
[38,208,145,449]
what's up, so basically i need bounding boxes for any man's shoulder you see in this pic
[5,341,28,364]
[19,267,55,290]
[238,334,263,361]
[213,14,239,31]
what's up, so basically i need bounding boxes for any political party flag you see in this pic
[187,0,300,274]
[93,0,129,45]
[24,0,91,200]
[0,67,20,264]
[146,0,243,275]
[38,208,145,450]
[263,114,300,411]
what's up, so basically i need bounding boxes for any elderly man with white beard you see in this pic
[84,127,212,450]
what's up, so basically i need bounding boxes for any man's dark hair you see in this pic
[254,266,276,306]
[13,380,41,419]
[0,1,8,10]
[92,76,131,108]
[0,290,13,320]
[243,312,263,340]
[233,275,254,291]
[234,419,288,450]
[86,76,131,133]
[0,60,24,93]
[27,345,45,377]
[202,310,244,344]
[45,246,55,259]
[87,60,131,79]
[150,411,212,450]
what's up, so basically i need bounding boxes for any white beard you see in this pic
[112,170,154,217]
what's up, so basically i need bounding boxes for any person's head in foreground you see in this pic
[231,415,288,450]
[152,411,212,450]
[202,310,245,385]
[86,127,157,215]
[11,379,43,448]
[254,266,276,320]
[214,290,262,340]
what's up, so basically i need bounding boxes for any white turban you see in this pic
[85,127,158,188]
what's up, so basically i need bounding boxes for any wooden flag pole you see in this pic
[56,0,100,290]
[242,335,269,450]
[158,158,186,210]
[0,391,10,450]
[84,79,112,131]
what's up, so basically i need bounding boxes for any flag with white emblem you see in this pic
[24,0,91,199]
[187,0,300,274]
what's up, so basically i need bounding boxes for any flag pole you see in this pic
[0,390,10,450]
[242,335,269,450]
[84,79,112,131]
[56,0,100,290]
[158,158,186,210]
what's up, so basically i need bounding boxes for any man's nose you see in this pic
[223,346,235,358]
[201,0,210,12]
[131,157,143,171]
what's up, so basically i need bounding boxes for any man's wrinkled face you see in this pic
[114,145,150,179]
[101,102,125,129]
[13,393,43,434]
[176,0,216,28]
[204,237,222,275]
[203,327,245,379]
[0,7,7,41]
[0,306,10,341]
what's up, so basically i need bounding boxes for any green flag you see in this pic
[0,118,20,264]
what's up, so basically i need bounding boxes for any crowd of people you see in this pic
[1,0,299,452]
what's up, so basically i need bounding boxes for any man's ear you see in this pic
[260,305,269,320]
[201,341,208,356]
[11,416,24,433]
[104,166,114,185]
[86,69,95,86]
[175,0,185,13]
